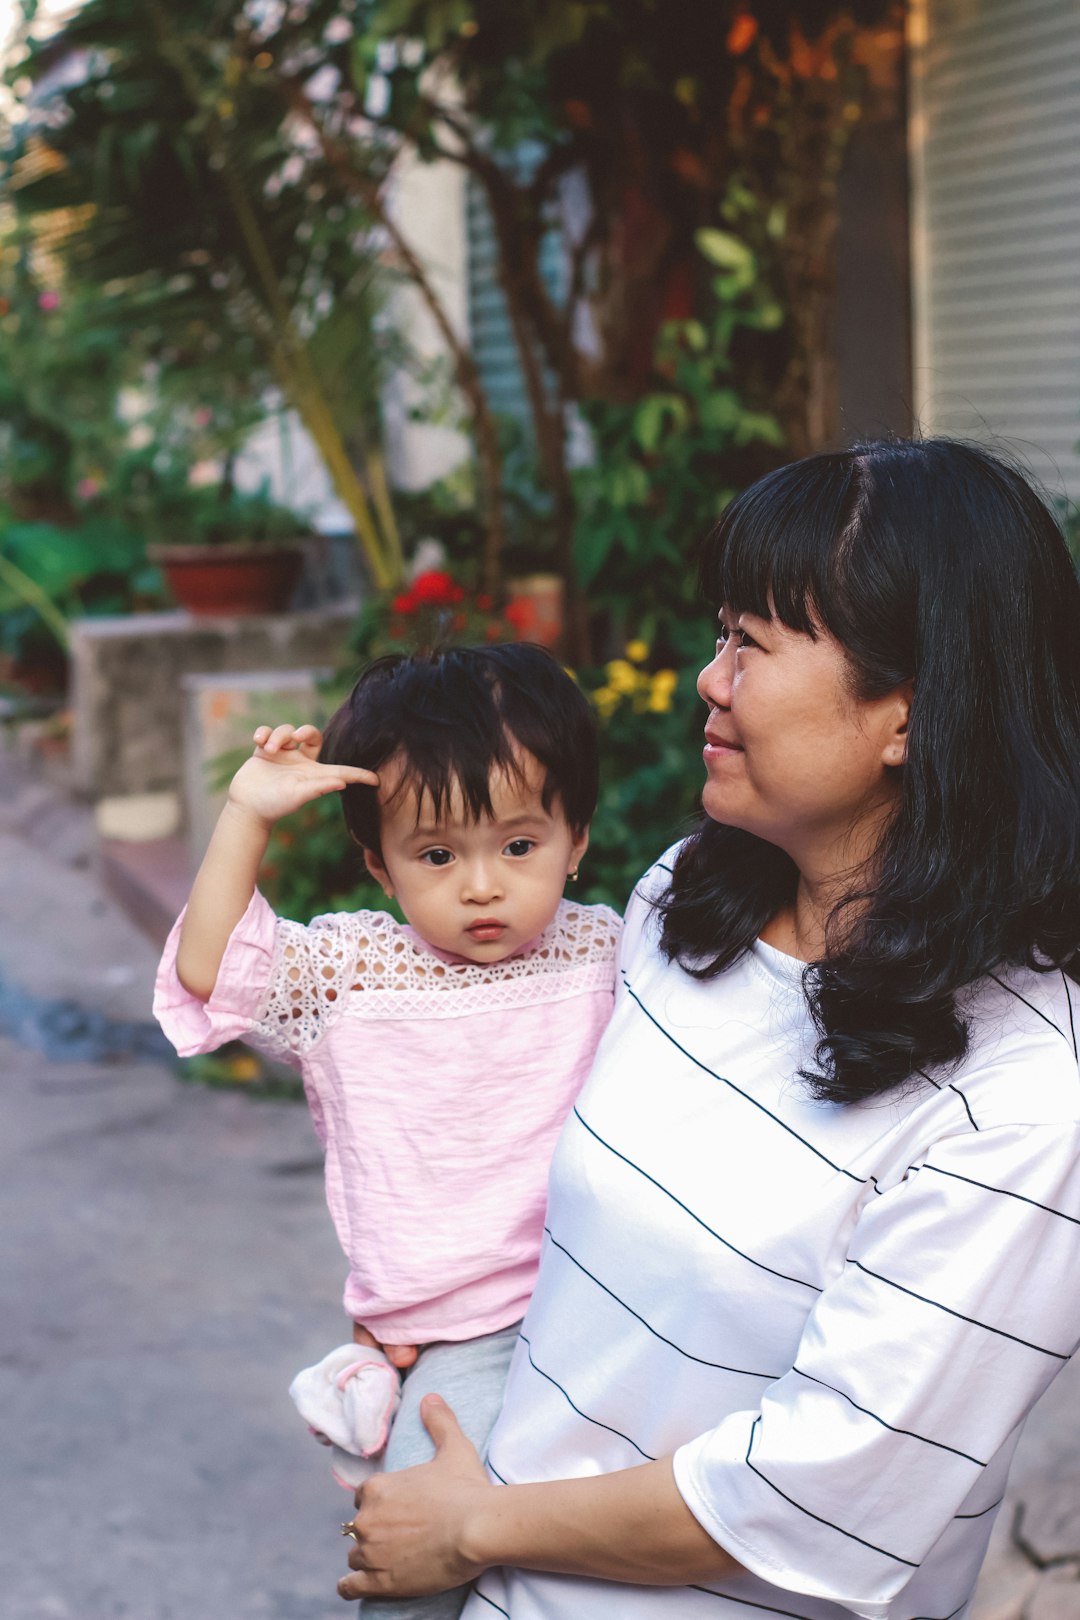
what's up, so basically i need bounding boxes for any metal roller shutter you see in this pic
[909,0,1080,504]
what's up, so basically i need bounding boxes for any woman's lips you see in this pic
[703,730,743,759]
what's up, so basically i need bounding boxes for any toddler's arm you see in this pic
[175,723,377,1001]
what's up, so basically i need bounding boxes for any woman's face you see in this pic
[697,607,910,877]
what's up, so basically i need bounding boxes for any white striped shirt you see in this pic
[464,853,1080,1620]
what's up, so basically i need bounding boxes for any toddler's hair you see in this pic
[320,644,599,856]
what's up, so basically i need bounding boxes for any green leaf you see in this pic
[699,389,742,434]
[633,394,689,453]
[695,228,754,276]
[574,519,619,586]
[734,412,785,449]
[743,300,784,331]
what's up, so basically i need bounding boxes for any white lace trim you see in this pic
[252,900,621,1055]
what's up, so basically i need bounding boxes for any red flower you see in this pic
[476,593,493,612]
[504,600,532,632]
[391,592,416,614]
[485,622,502,642]
[411,570,459,605]
[726,12,758,54]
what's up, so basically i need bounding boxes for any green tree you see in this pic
[6,0,902,655]
[5,0,405,588]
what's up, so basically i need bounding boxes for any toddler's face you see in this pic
[364,751,588,963]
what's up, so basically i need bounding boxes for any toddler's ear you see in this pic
[363,849,394,900]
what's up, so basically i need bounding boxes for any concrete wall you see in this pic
[70,607,358,800]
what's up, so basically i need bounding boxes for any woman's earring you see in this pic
[567,868,579,882]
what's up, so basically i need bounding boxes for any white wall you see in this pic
[236,152,472,528]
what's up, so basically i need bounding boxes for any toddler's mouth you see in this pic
[466,920,507,941]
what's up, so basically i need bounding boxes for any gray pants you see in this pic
[358,1321,520,1620]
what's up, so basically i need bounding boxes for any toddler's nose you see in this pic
[462,860,503,903]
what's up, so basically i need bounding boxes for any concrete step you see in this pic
[99,833,191,950]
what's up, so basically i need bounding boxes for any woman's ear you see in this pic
[881,681,913,768]
[364,849,394,899]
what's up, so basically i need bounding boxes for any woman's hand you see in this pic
[228,724,378,831]
[338,1397,494,1602]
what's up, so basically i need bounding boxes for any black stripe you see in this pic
[519,1332,656,1460]
[916,1067,980,1132]
[989,972,1070,1046]
[545,1226,782,1380]
[791,1366,987,1467]
[743,1417,919,1568]
[848,1259,1069,1360]
[486,1457,508,1486]
[688,1586,821,1617]
[621,978,865,1184]
[573,1109,822,1293]
[955,1495,1004,1520]
[922,1161,1080,1228]
[471,1590,510,1617]
[691,1592,969,1620]
[1063,972,1078,1060]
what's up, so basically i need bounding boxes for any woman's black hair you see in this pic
[658,437,1080,1104]
[320,643,599,858]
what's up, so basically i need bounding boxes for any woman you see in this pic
[339,439,1080,1619]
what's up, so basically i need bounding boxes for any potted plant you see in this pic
[121,453,308,618]
[148,485,308,617]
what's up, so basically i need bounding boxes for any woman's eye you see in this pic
[504,839,535,858]
[718,624,757,651]
[421,848,453,867]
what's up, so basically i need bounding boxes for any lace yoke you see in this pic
[254,900,621,1058]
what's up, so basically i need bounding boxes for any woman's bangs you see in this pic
[700,470,840,636]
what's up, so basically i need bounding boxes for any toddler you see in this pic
[153,644,621,1620]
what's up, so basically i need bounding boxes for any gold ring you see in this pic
[340,1521,360,1543]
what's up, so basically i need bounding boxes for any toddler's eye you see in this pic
[504,838,535,858]
[420,848,453,867]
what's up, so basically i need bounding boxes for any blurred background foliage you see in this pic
[2,0,904,912]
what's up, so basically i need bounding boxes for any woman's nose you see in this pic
[697,642,734,708]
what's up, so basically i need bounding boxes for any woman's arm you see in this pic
[338,1396,741,1602]
[175,723,376,1000]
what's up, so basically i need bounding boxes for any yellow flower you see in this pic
[652,668,678,692]
[229,1054,261,1082]
[648,689,674,713]
[605,659,639,695]
[624,639,649,664]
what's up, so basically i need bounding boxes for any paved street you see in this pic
[0,748,1077,1619]
[0,754,355,1620]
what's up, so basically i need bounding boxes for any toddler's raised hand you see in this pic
[228,723,377,829]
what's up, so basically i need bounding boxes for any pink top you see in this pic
[154,893,621,1342]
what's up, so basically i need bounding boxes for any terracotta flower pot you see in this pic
[504,573,565,649]
[149,542,305,617]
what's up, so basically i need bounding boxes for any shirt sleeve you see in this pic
[672,1118,1080,1618]
[153,890,356,1067]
